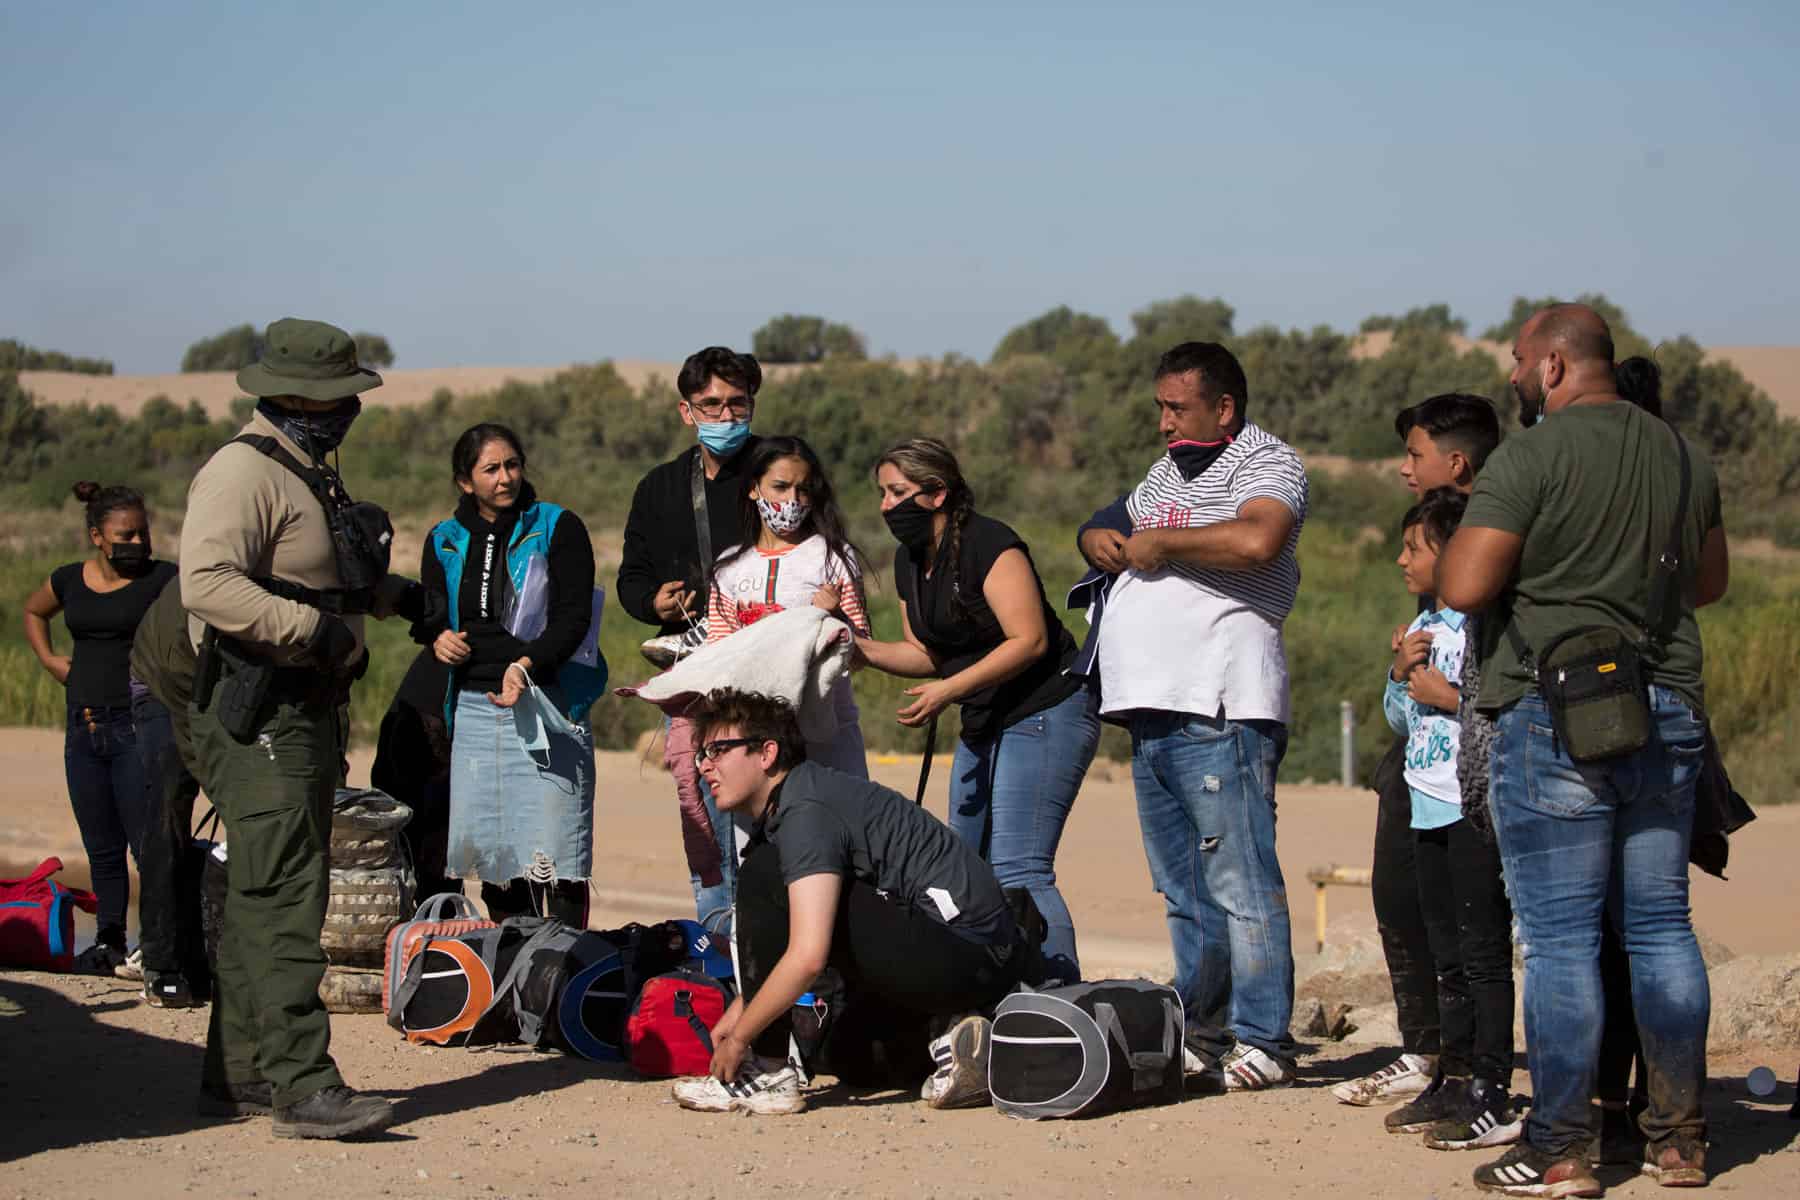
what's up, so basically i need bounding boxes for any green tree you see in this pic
[352,332,396,368]
[1116,295,1237,383]
[1482,293,1651,356]
[1231,324,1356,446]
[990,306,1119,375]
[0,339,113,374]
[1360,303,1466,337]
[1126,294,1236,347]
[1325,327,1509,457]
[1,371,52,469]
[751,314,868,364]
[180,324,263,372]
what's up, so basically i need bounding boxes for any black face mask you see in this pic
[1168,439,1232,481]
[257,397,362,458]
[108,542,152,576]
[882,495,940,554]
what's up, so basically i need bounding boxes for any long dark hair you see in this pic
[1615,355,1663,420]
[72,481,145,533]
[718,436,868,582]
[875,437,976,612]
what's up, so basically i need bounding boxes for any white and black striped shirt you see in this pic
[1123,422,1307,621]
[1098,423,1308,723]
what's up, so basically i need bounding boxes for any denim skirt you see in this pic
[447,688,594,885]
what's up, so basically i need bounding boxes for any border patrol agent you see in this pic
[180,318,421,1140]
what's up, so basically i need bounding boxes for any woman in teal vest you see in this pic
[418,423,606,925]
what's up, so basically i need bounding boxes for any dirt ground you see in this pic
[3,729,1796,1198]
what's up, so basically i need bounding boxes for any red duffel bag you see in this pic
[0,857,99,972]
[625,968,733,1078]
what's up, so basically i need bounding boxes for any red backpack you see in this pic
[0,857,99,972]
[625,969,734,1078]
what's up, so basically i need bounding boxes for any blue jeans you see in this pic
[1129,710,1294,1058]
[1491,686,1709,1154]
[64,703,148,945]
[948,686,1100,984]
[691,775,739,930]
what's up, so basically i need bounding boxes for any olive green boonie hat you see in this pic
[235,317,384,402]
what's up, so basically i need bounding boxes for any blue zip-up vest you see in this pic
[431,500,607,727]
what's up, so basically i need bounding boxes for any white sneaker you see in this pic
[639,628,706,670]
[1220,1043,1296,1091]
[1330,1052,1437,1106]
[920,1015,991,1110]
[114,947,144,982]
[672,1058,806,1115]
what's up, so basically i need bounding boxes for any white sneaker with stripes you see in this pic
[1331,1052,1437,1105]
[920,1015,992,1109]
[1220,1043,1296,1091]
[672,1057,806,1115]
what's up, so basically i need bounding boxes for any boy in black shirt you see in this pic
[671,690,1028,1116]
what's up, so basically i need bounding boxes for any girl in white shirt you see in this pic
[706,435,871,776]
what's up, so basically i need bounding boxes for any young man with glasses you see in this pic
[617,347,764,922]
[670,689,1032,1115]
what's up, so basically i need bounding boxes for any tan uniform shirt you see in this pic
[179,411,366,665]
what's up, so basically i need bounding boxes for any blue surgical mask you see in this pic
[696,419,751,457]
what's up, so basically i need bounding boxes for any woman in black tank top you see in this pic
[22,483,177,974]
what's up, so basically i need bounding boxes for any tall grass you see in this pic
[6,489,1796,803]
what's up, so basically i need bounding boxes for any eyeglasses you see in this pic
[696,737,759,764]
[686,394,755,420]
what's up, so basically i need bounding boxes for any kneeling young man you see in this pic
[673,689,1030,1115]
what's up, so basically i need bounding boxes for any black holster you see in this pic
[211,636,276,743]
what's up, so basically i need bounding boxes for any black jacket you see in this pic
[616,439,762,634]
[416,485,595,692]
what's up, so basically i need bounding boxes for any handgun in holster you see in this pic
[206,629,276,743]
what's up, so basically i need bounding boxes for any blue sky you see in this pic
[4,1,1797,372]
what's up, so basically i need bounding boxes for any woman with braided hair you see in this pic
[855,437,1099,984]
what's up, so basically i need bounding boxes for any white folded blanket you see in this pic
[617,605,853,744]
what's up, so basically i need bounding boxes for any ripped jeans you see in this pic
[1129,710,1294,1059]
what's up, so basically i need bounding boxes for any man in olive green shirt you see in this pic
[1439,304,1728,1195]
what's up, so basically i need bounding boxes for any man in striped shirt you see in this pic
[1077,341,1309,1093]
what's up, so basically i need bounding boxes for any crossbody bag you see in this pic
[1503,432,1691,763]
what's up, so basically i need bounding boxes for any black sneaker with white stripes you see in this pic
[672,1057,806,1115]
[1472,1141,1602,1197]
[1426,1077,1524,1150]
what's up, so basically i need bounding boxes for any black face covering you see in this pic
[882,495,939,554]
[1168,437,1232,481]
[257,396,362,458]
[108,542,152,576]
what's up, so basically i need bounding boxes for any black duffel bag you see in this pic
[990,979,1184,1120]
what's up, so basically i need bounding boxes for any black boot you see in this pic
[272,1085,395,1140]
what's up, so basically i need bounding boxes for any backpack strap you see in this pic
[229,435,361,610]
[691,451,714,603]
[673,986,716,1054]
[1643,433,1693,649]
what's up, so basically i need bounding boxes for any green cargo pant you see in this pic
[192,692,344,1108]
